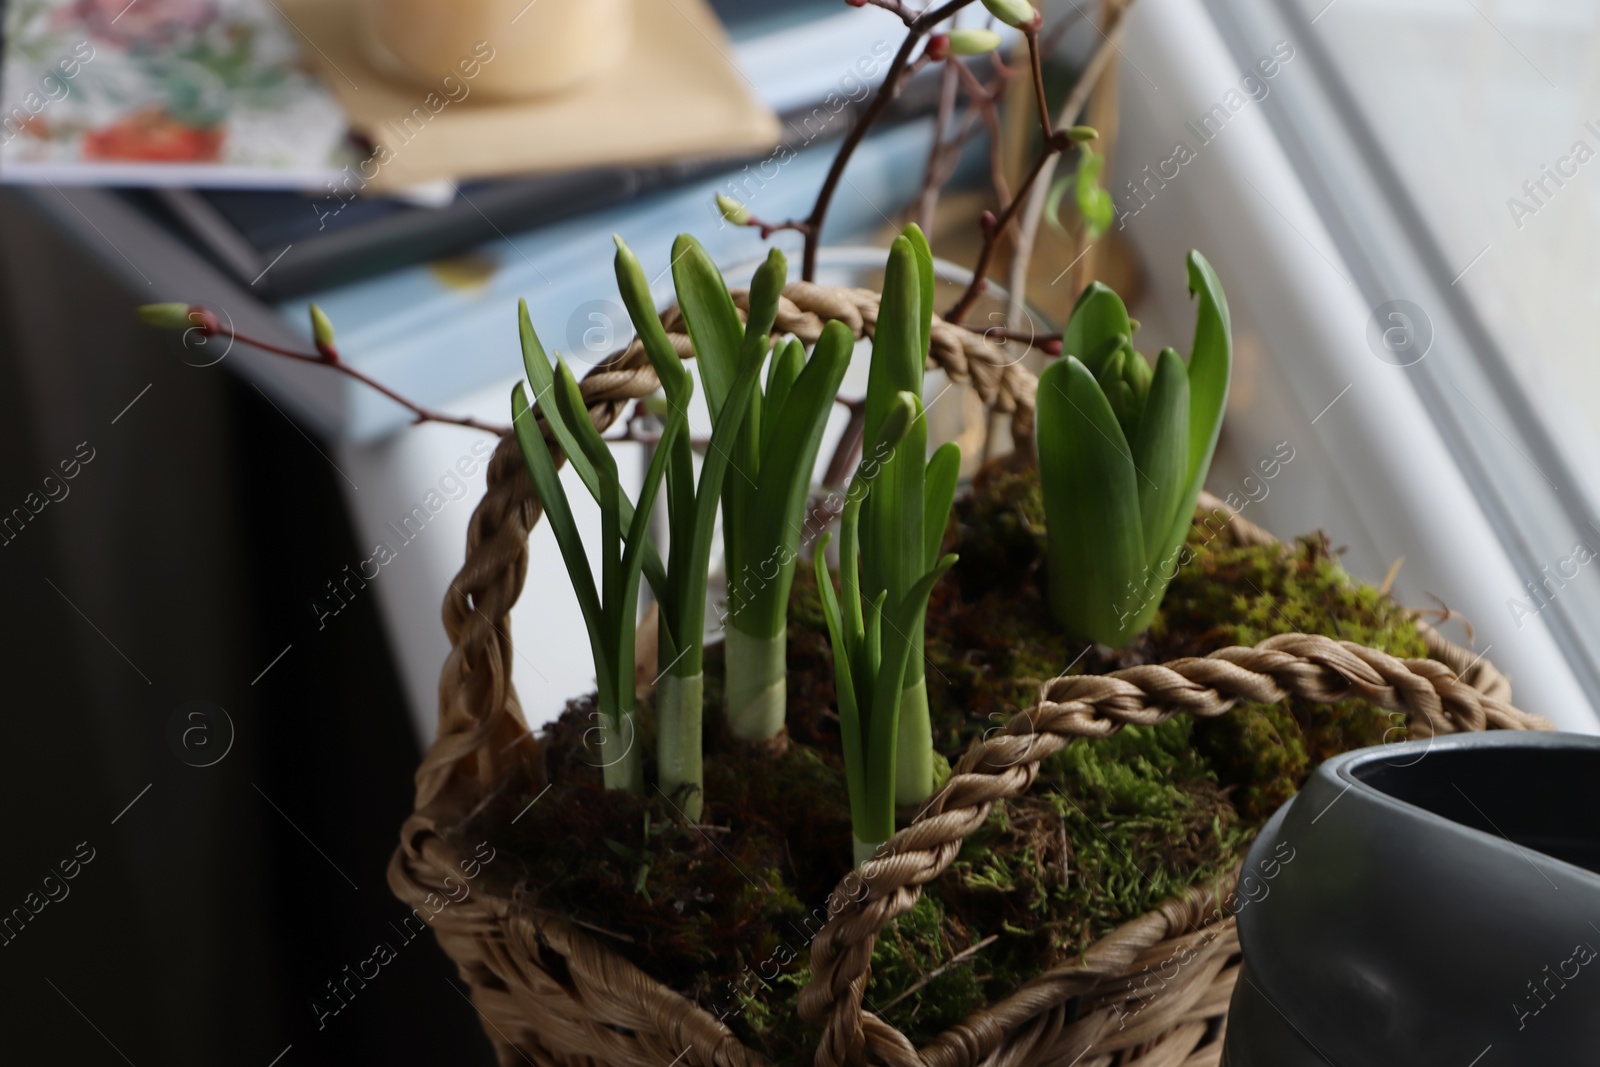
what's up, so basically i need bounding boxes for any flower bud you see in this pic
[1042,338,1062,356]
[981,0,1039,30]
[1065,125,1099,144]
[137,303,196,330]
[925,33,950,61]
[947,28,1002,55]
[716,193,751,226]
[309,303,339,361]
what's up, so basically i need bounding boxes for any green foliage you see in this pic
[614,237,784,817]
[511,309,681,791]
[815,390,957,861]
[857,225,961,806]
[1037,253,1231,647]
[621,237,776,680]
[700,234,851,741]
[1044,147,1113,239]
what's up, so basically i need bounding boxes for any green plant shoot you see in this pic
[857,224,962,806]
[1036,251,1232,647]
[510,319,682,794]
[815,391,958,866]
[612,236,789,819]
[668,236,851,743]
[1044,146,1113,240]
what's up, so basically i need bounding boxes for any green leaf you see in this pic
[863,236,925,443]
[534,290,670,607]
[671,234,744,420]
[612,239,692,408]
[738,322,852,636]
[611,238,688,639]
[840,470,867,661]
[902,223,935,372]
[1150,251,1233,599]
[865,389,917,463]
[729,244,787,490]
[1044,173,1071,236]
[663,429,695,620]
[1037,356,1146,645]
[620,407,683,684]
[1075,149,1114,238]
[1183,250,1232,490]
[923,442,961,569]
[1131,348,1190,572]
[511,382,609,704]
[862,589,886,710]
[863,554,957,833]
[860,237,928,619]
[813,534,868,834]
[761,337,805,455]
[1061,283,1132,368]
[838,379,908,675]
[675,244,774,662]
[547,356,617,501]
[550,357,624,707]
[519,300,597,490]
[675,310,769,673]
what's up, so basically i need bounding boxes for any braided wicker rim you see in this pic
[389,282,1547,1067]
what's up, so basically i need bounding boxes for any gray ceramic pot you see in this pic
[1221,729,1600,1066]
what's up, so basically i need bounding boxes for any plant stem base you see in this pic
[852,835,884,868]
[725,625,786,741]
[657,672,705,821]
[895,675,933,806]
[600,710,643,793]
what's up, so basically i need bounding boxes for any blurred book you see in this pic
[0,0,351,187]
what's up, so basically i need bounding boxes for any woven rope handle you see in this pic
[419,284,1031,810]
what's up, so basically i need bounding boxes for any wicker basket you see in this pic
[389,282,1547,1067]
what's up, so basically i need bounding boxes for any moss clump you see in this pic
[1161,527,1426,822]
[925,462,1083,751]
[867,894,988,1038]
[468,459,1434,1062]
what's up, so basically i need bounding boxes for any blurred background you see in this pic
[2,0,1598,1061]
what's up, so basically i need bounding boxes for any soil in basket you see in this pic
[465,458,1427,1063]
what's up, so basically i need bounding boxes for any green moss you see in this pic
[869,894,988,1037]
[1041,720,1248,949]
[472,460,1436,1063]
[1161,528,1426,822]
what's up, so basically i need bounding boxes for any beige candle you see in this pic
[360,0,631,101]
